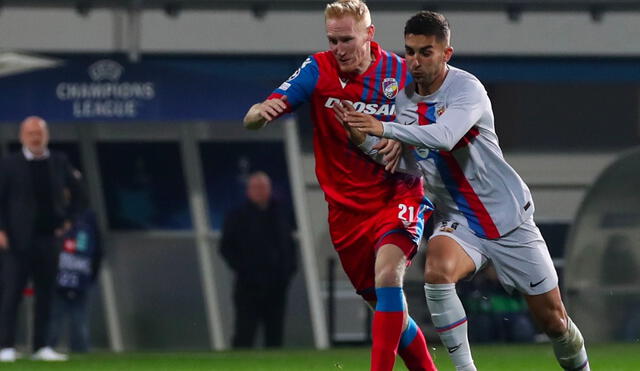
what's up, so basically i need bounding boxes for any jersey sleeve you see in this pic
[382,79,487,151]
[267,56,319,115]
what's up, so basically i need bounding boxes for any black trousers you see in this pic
[232,277,290,348]
[0,236,59,350]
[49,291,90,352]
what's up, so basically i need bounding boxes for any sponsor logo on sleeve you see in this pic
[278,82,291,91]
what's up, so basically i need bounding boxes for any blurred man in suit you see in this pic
[0,116,82,362]
[220,171,297,348]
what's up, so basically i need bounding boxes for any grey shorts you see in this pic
[430,217,558,295]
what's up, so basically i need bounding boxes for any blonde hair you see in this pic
[324,0,371,27]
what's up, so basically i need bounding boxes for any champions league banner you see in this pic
[3,53,638,123]
[0,54,283,123]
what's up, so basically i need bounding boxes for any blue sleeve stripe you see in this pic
[375,287,405,312]
[399,317,419,349]
[272,56,319,108]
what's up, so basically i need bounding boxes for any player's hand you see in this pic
[374,139,402,173]
[334,100,366,145]
[346,111,384,137]
[0,230,9,250]
[243,96,288,129]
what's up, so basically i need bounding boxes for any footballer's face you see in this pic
[326,15,374,75]
[404,33,453,95]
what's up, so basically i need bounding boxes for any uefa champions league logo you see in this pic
[88,60,123,82]
[57,58,154,118]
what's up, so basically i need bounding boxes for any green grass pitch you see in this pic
[2,343,638,370]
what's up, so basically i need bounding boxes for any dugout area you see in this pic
[565,147,640,342]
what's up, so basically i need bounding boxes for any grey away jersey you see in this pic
[374,66,534,239]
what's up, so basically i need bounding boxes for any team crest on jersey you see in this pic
[439,221,459,233]
[382,78,399,99]
[437,106,446,117]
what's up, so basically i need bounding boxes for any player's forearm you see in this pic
[243,103,268,130]
[382,113,475,151]
[381,121,453,150]
[382,101,483,150]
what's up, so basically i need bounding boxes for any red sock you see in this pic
[398,318,438,371]
[371,287,405,371]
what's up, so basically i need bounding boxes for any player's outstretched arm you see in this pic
[243,96,288,130]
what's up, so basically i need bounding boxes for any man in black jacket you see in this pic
[0,116,82,362]
[220,171,297,348]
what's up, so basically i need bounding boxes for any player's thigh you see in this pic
[486,218,558,296]
[426,221,483,284]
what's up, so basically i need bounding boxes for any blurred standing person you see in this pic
[243,1,437,369]
[0,116,82,362]
[220,172,297,348]
[48,192,102,353]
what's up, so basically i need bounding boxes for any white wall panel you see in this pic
[0,8,115,51]
[1,7,639,55]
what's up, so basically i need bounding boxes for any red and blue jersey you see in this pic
[267,42,423,212]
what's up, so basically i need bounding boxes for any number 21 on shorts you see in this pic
[397,203,426,222]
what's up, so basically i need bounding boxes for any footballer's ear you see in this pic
[444,46,454,63]
[366,24,375,42]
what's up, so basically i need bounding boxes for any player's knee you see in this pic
[375,264,403,287]
[540,310,568,338]
[424,261,458,284]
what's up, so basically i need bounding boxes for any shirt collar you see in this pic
[22,146,50,161]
